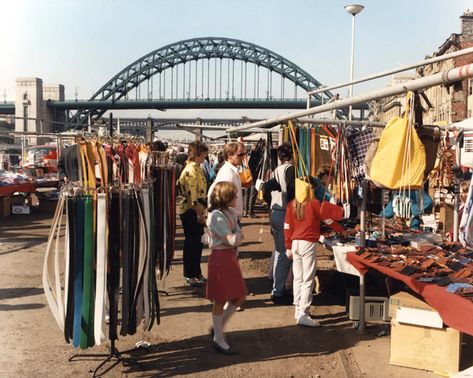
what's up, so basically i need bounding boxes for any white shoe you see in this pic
[297,313,321,327]
[294,307,300,320]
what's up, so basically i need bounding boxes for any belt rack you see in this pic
[69,338,144,377]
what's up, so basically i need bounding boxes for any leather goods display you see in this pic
[363,136,380,180]
[43,138,174,351]
[347,126,373,184]
[370,92,426,189]
[239,155,253,188]
[253,132,276,200]
[288,121,314,203]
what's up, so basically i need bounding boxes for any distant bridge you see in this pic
[63,37,367,129]
[3,37,370,131]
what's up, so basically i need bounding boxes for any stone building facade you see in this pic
[418,10,473,124]
[378,11,473,124]
[14,78,65,144]
[378,74,416,123]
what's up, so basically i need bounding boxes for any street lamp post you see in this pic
[345,4,364,333]
[345,4,364,121]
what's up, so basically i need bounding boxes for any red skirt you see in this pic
[206,248,247,302]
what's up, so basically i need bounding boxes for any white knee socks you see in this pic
[222,302,238,326]
[212,314,230,349]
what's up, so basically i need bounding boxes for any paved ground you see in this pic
[0,203,472,377]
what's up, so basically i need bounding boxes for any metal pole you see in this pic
[298,118,385,127]
[307,46,473,96]
[228,63,473,133]
[453,138,462,241]
[358,181,367,333]
[348,13,356,120]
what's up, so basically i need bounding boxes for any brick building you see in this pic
[377,11,473,124]
[418,10,473,124]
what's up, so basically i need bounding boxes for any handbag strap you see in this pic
[320,132,338,203]
[288,121,310,180]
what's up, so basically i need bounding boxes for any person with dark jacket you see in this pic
[57,144,80,183]
[175,146,188,166]
[262,143,296,305]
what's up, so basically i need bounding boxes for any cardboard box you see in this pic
[11,204,30,214]
[390,317,460,376]
[0,196,11,216]
[389,291,434,317]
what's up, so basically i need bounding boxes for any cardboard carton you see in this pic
[0,196,11,216]
[390,317,460,376]
[389,291,434,317]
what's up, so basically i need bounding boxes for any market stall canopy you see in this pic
[452,117,473,130]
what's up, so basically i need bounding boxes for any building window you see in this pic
[470,79,473,96]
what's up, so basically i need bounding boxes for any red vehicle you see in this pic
[22,145,58,176]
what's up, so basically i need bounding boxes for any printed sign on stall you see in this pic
[461,132,473,168]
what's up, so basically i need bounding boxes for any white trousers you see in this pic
[291,240,317,314]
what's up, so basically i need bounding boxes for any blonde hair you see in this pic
[223,142,244,160]
[294,201,306,221]
[209,182,238,212]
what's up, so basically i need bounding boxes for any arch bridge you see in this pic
[48,37,366,129]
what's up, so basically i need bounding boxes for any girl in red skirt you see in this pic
[205,181,246,354]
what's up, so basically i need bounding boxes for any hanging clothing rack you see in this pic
[43,136,177,376]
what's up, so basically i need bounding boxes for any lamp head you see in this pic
[344,4,364,16]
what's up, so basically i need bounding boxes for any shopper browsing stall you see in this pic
[208,142,246,219]
[177,141,209,286]
[205,182,246,354]
[284,184,345,327]
[262,142,295,305]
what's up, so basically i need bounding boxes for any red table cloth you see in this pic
[347,252,473,336]
[0,183,35,197]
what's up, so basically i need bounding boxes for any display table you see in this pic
[347,252,473,336]
[0,183,35,197]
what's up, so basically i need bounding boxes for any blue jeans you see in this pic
[270,208,292,297]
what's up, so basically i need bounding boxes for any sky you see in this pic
[1,0,472,136]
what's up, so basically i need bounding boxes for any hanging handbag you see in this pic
[288,121,314,204]
[392,194,412,219]
[370,92,426,189]
[319,131,344,221]
[239,156,253,188]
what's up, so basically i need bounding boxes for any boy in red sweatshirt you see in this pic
[284,197,345,326]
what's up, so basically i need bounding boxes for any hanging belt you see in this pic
[141,188,151,330]
[64,195,76,343]
[42,192,66,331]
[80,194,95,349]
[130,189,148,332]
[120,192,132,336]
[148,183,159,329]
[107,190,120,341]
[94,192,108,345]
[72,196,85,348]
